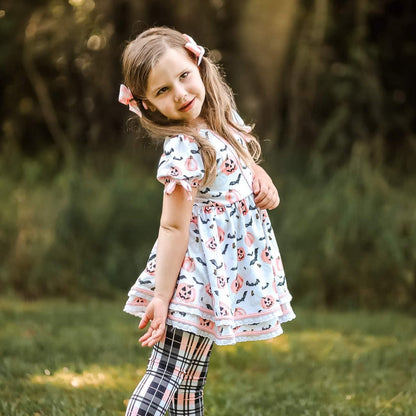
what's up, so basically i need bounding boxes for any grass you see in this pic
[0,298,415,416]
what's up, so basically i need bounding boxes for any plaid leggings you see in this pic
[125,326,214,416]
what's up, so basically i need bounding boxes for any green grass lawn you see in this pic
[0,298,415,416]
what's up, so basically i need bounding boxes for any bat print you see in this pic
[229,174,242,186]
[196,257,207,266]
[210,259,224,269]
[236,291,248,304]
[249,248,259,265]
[276,275,287,286]
[192,276,204,285]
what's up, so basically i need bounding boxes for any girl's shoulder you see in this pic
[158,134,205,185]
[164,133,197,146]
[161,134,201,161]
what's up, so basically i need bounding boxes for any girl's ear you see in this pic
[143,100,157,112]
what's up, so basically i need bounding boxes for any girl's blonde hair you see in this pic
[121,27,261,185]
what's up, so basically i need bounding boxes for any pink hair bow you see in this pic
[183,34,205,66]
[118,84,142,117]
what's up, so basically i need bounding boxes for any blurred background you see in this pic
[1,0,415,310]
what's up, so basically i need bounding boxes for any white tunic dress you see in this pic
[124,128,295,345]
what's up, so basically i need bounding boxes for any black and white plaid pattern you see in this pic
[125,326,213,416]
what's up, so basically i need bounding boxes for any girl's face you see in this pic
[145,48,206,124]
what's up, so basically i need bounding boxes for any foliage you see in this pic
[1,1,415,164]
[0,150,161,299]
[0,299,415,415]
[271,144,416,309]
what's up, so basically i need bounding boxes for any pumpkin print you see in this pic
[182,256,195,272]
[206,237,217,250]
[217,226,225,243]
[238,199,249,216]
[185,155,198,171]
[134,297,148,306]
[217,275,227,289]
[205,283,213,297]
[237,247,246,261]
[145,258,156,275]
[199,317,215,330]
[190,178,200,188]
[176,283,196,302]
[215,203,226,214]
[225,189,241,204]
[221,156,237,175]
[244,232,255,247]
[169,166,182,177]
[261,248,272,264]
[231,274,244,293]
[261,295,275,309]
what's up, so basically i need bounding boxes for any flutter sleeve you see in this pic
[156,135,205,200]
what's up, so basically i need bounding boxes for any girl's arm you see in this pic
[251,163,280,210]
[139,185,198,347]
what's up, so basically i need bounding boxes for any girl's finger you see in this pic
[255,192,270,207]
[138,313,150,329]
[139,327,154,343]
[252,178,261,195]
[142,330,161,347]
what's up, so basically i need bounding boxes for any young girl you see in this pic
[119,27,295,416]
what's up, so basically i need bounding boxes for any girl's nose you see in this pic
[174,86,188,103]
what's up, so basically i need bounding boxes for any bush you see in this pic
[1,151,161,299]
[271,143,416,309]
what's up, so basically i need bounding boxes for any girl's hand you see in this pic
[252,164,280,210]
[138,296,169,347]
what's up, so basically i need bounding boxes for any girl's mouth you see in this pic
[179,97,195,112]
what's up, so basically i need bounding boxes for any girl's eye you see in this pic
[180,72,189,80]
[157,87,168,96]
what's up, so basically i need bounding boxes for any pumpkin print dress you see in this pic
[124,126,296,345]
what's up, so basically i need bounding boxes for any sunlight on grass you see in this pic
[293,329,398,361]
[215,329,398,363]
[2,301,415,416]
[31,365,145,390]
